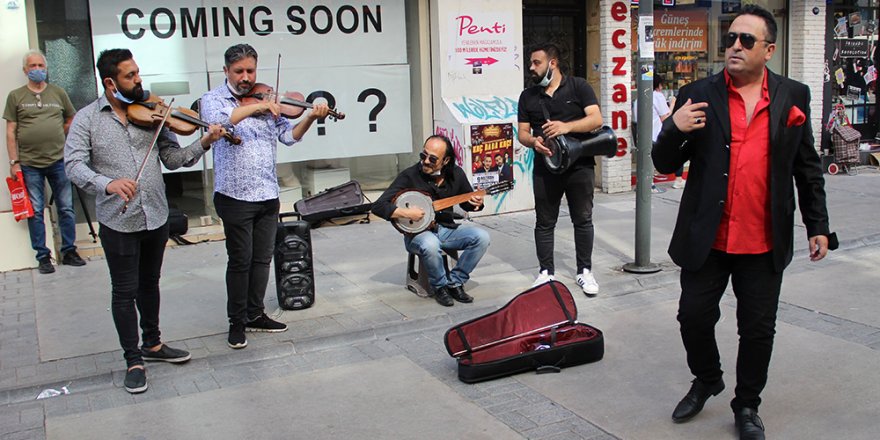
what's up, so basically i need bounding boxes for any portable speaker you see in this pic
[274,212,315,310]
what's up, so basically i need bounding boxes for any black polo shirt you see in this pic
[371,162,481,229]
[517,75,599,173]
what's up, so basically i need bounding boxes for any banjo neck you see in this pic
[431,189,486,212]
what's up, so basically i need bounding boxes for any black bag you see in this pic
[445,281,604,383]
[274,212,315,310]
[168,207,196,245]
[294,180,372,227]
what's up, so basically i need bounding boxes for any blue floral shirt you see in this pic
[200,82,297,202]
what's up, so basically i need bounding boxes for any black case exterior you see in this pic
[274,213,315,310]
[445,281,603,383]
[294,180,372,226]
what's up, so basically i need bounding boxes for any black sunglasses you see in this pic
[419,151,441,165]
[724,32,773,50]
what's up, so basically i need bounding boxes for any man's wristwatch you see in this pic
[9,159,19,166]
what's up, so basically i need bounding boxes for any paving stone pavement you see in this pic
[1,173,879,439]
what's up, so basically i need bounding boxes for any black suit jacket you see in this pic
[653,70,831,273]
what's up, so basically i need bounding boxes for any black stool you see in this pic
[405,249,459,298]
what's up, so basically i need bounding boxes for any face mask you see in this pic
[109,79,141,104]
[27,69,47,83]
[538,63,554,87]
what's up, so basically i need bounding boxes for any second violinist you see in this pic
[199,44,329,350]
[64,48,225,394]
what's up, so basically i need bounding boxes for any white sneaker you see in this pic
[532,270,555,287]
[577,269,599,297]
[672,177,685,189]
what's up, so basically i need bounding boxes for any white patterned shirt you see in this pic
[200,82,298,202]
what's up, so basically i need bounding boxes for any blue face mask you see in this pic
[538,63,553,87]
[27,69,47,83]
[110,79,136,104]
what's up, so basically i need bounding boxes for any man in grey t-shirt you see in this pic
[3,49,83,274]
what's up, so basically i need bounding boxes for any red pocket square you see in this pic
[787,106,806,127]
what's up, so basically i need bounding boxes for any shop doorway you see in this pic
[522,0,588,86]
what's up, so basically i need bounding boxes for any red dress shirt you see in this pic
[713,69,773,254]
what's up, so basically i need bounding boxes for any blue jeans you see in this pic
[21,160,77,261]
[404,224,490,290]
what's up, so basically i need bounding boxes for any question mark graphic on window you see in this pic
[306,91,337,136]
[357,88,387,132]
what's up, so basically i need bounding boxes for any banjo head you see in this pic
[393,190,435,234]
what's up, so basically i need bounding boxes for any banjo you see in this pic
[391,180,514,235]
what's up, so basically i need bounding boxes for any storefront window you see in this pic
[652,0,787,103]
[32,0,414,227]
[827,0,879,138]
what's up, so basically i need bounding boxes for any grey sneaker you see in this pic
[124,367,148,394]
[142,344,191,363]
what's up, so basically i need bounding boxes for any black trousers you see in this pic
[533,166,595,274]
[214,193,280,325]
[100,223,169,368]
[678,249,783,410]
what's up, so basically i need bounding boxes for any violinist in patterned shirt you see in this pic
[200,43,329,350]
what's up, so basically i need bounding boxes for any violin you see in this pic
[240,83,345,121]
[126,94,241,145]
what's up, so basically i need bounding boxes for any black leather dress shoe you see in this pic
[671,378,725,423]
[433,286,455,307]
[734,407,765,440]
[447,284,473,303]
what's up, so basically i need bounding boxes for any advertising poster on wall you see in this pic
[654,10,708,53]
[470,123,513,187]
[448,12,516,74]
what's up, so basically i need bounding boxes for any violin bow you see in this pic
[121,97,176,214]
[274,54,281,105]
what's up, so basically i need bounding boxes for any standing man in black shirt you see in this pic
[372,135,490,307]
[517,43,604,296]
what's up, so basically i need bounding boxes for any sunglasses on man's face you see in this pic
[419,151,441,165]
[724,32,772,50]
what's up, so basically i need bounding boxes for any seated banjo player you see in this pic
[372,135,491,307]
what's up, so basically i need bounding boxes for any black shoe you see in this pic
[433,286,455,307]
[245,313,288,333]
[61,250,86,266]
[447,284,473,303]
[228,322,247,349]
[124,367,148,394]
[671,378,725,423]
[142,343,191,363]
[734,407,765,440]
[37,257,55,274]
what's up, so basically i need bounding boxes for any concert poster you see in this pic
[470,123,514,188]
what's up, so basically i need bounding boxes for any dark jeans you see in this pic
[533,166,595,274]
[678,250,783,410]
[100,223,169,368]
[21,160,77,261]
[214,193,279,325]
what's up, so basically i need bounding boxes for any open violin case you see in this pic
[293,180,372,227]
[444,281,604,383]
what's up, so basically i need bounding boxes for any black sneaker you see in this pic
[142,343,191,363]
[124,367,148,394]
[228,322,247,349]
[61,250,87,266]
[37,257,55,274]
[245,313,288,333]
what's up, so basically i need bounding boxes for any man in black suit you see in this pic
[653,6,836,440]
